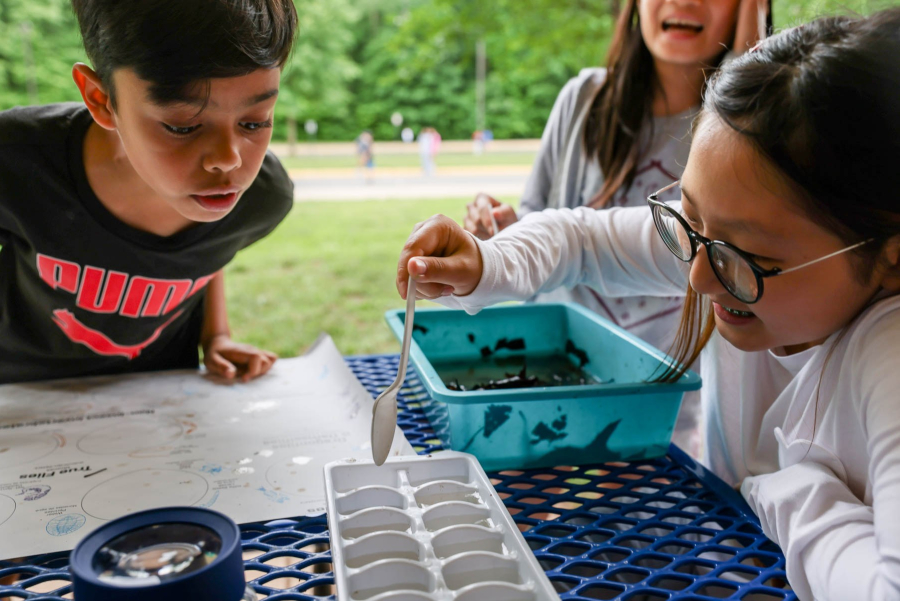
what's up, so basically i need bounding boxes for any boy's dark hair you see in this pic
[71,0,297,107]
[660,7,900,382]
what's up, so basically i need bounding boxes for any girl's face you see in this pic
[681,117,887,353]
[638,0,740,68]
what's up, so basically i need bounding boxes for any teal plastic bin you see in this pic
[385,303,701,471]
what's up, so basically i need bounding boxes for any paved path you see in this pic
[271,138,540,158]
[291,165,530,202]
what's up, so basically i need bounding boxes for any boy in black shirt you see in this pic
[0,0,297,384]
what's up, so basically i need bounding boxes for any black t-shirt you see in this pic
[0,103,293,383]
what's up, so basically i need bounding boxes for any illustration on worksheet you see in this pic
[0,335,413,560]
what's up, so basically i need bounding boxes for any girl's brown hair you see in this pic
[583,0,726,209]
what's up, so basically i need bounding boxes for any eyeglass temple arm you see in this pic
[777,239,874,275]
[657,180,680,196]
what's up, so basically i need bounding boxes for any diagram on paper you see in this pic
[0,335,413,560]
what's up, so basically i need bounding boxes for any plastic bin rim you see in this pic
[384,303,701,404]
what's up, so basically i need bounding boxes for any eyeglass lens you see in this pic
[709,245,759,302]
[652,206,693,260]
[653,204,760,303]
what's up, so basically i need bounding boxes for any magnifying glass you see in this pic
[71,507,256,601]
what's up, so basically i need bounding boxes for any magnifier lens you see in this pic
[94,523,222,585]
[73,507,255,601]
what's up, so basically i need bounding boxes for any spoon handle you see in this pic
[396,277,417,385]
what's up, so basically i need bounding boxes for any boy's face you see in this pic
[109,68,281,222]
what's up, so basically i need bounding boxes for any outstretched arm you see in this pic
[398,205,689,313]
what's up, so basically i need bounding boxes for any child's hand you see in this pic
[464,193,518,240]
[202,334,278,382]
[396,215,484,300]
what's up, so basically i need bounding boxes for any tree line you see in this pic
[0,0,891,141]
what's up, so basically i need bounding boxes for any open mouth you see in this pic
[662,19,704,33]
[190,192,239,212]
[722,305,754,318]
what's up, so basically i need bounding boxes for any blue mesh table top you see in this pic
[0,354,795,601]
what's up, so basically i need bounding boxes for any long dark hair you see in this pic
[661,8,900,382]
[583,0,725,209]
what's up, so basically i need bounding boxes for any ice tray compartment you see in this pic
[324,453,559,601]
[431,525,505,558]
[407,459,473,487]
[455,583,537,601]
[442,552,523,590]
[348,561,434,600]
[331,463,403,493]
[338,486,407,515]
[385,303,701,471]
[340,507,413,540]
[422,502,492,532]
[415,481,482,507]
[343,532,423,568]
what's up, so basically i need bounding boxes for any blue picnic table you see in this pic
[0,354,795,601]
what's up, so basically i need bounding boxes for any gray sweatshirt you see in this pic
[520,67,696,355]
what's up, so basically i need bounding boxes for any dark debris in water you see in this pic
[444,335,601,391]
[495,337,526,352]
[447,364,546,391]
[446,358,597,392]
[413,324,428,335]
[565,339,589,367]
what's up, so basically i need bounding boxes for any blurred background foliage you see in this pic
[0,0,896,141]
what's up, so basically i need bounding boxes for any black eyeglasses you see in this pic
[648,181,872,304]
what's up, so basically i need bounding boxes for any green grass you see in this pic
[225,197,516,358]
[278,152,536,170]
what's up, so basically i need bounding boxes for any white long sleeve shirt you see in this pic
[438,205,900,601]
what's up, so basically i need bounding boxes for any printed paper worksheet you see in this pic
[0,335,413,559]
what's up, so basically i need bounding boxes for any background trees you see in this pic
[0,0,893,140]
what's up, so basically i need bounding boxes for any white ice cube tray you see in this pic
[324,451,559,601]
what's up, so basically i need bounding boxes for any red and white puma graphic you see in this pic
[51,309,184,360]
[37,253,215,360]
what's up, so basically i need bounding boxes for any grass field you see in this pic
[225,197,516,358]
[279,151,536,170]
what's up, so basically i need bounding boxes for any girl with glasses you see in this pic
[395,9,900,600]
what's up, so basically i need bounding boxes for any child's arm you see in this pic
[398,205,689,311]
[742,318,900,601]
[742,461,884,601]
[200,270,277,382]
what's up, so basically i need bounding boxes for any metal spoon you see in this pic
[489,209,501,238]
[371,276,417,466]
